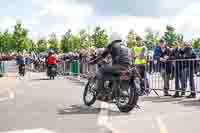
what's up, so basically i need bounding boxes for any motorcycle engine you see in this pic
[120,80,129,90]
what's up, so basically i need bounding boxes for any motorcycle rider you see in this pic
[16,53,26,75]
[47,50,59,74]
[89,32,141,99]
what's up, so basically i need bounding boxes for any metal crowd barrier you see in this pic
[146,58,200,95]
[58,59,97,77]
[59,58,200,96]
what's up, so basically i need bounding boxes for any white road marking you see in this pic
[97,102,109,126]
[0,87,15,102]
[156,116,168,133]
[0,97,10,102]
[104,122,123,133]
[0,128,56,133]
[9,90,15,99]
[97,102,125,133]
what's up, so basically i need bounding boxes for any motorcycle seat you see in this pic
[113,70,130,76]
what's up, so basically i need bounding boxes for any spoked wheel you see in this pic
[116,85,139,113]
[83,79,97,106]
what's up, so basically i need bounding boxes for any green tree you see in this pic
[36,38,48,53]
[48,33,60,53]
[163,25,177,46]
[70,34,81,51]
[29,39,36,53]
[127,29,137,48]
[0,32,3,53]
[79,29,89,49]
[177,33,184,44]
[13,21,30,53]
[0,30,15,53]
[193,38,200,49]
[144,28,159,49]
[60,29,72,53]
[91,26,108,48]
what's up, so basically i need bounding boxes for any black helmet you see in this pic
[48,49,55,54]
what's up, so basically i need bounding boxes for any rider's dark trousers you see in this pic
[96,64,127,92]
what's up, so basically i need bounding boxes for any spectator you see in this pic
[153,43,161,73]
[170,42,185,97]
[159,39,172,96]
[133,36,149,95]
[182,41,197,98]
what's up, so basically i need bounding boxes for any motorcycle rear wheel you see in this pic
[116,85,139,113]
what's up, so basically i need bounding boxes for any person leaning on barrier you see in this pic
[159,39,172,96]
[181,41,197,98]
[170,41,185,97]
[153,43,162,73]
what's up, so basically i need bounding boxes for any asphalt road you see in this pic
[0,72,112,133]
[1,63,200,133]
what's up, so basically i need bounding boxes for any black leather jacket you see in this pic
[101,40,133,67]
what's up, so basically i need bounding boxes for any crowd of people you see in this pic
[152,39,198,98]
[0,35,199,98]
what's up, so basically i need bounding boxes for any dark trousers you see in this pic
[96,64,127,92]
[161,69,170,93]
[174,67,184,92]
[182,68,195,94]
[136,64,149,89]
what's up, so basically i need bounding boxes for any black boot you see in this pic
[186,93,196,98]
[172,92,181,98]
[181,91,185,96]
[164,91,171,96]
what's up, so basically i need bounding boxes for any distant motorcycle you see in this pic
[83,62,141,113]
[47,65,57,80]
[18,64,26,76]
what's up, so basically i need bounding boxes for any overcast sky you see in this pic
[1,0,200,40]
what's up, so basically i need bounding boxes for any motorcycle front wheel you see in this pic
[83,79,97,106]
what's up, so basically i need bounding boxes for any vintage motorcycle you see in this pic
[83,62,141,113]
[18,64,26,76]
